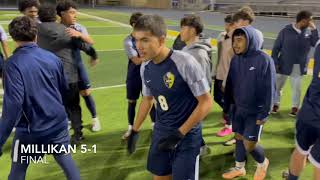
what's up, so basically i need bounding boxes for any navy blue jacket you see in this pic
[224,26,276,120]
[272,24,318,75]
[297,42,320,128]
[0,43,68,149]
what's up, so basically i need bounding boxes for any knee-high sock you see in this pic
[128,101,136,125]
[235,139,247,165]
[8,162,29,180]
[83,95,97,118]
[250,144,265,164]
[54,153,80,180]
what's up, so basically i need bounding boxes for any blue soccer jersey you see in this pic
[124,35,141,81]
[141,50,210,129]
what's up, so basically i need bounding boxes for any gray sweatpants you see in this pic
[274,64,302,108]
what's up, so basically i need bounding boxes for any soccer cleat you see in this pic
[254,158,269,180]
[288,107,298,117]
[282,170,289,179]
[217,127,232,137]
[222,167,246,179]
[91,117,101,132]
[122,129,132,140]
[271,105,279,114]
[223,138,236,146]
[71,133,84,144]
[68,121,72,130]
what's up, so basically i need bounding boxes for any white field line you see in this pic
[92,84,125,91]
[78,12,131,28]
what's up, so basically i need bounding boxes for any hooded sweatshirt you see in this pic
[37,22,97,84]
[272,24,318,75]
[182,40,213,88]
[224,26,276,120]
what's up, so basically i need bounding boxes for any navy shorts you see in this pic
[126,77,142,100]
[232,110,263,142]
[11,128,70,164]
[78,60,91,90]
[295,120,320,168]
[147,124,201,179]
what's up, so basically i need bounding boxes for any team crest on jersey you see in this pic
[163,72,175,89]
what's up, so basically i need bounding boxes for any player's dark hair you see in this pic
[56,0,77,17]
[134,14,167,38]
[233,28,246,38]
[296,10,313,23]
[180,14,204,35]
[233,8,255,24]
[18,0,40,12]
[9,16,37,42]
[38,4,57,22]
[224,14,233,23]
[130,12,143,27]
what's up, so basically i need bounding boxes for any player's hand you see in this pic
[65,28,82,38]
[127,130,139,154]
[89,58,99,67]
[256,119,266,125]
[309,20,316,30]
[158,129,184,151]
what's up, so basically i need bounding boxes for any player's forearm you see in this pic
[1,41,10,59]
[179,93,213,135]
[133,97,153,131]
[80,34,94,45]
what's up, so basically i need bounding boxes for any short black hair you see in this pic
[38,4,57,22]
[134,15,167,38]
[233,28,246,38]
[224,14,233,23]
[296,10,313,22]
[9,16,37,42]
[130,12,143,27]
[180,14,204,35]
[56,0,77,17]
[18,0,40,12]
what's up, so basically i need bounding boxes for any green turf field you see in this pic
[0,9,315,180]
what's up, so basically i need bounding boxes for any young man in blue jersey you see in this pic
[222,27,276,180]
[0,16,80,180]
[122,12,156,140]
[284,42,320,180]
[127,14,213,180]
[56,0,101,132]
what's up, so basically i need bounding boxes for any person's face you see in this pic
[22,6,38,19]
[299,17,312,30]
[225,22,235,33]
[180,26,195,42]
[234,19,250,28]
[61,7,77,25]
[133,30,165,61]
[233,35,247,55]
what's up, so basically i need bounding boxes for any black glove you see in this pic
[158,129,184,151]
[127,130,139,154]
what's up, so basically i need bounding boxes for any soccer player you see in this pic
[56,0,101,132]
[0,16,80,180]
[215,14,235,138]
[222,26,276,180]
[122,12,156,140]
[179,14,212,155]
[18,0,40,22]
[271,10,319,116]
[284,41,320,180]
[37,4,98,143]
[127,14,213,180]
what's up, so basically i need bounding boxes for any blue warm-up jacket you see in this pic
[224,26,276,120]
